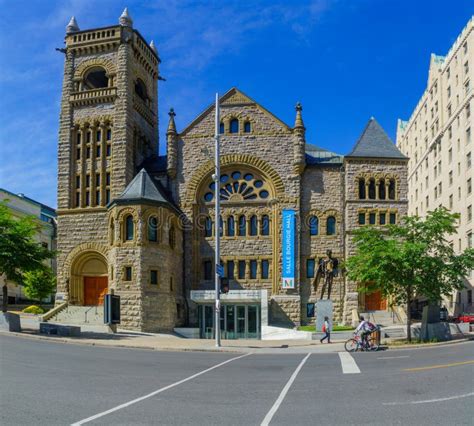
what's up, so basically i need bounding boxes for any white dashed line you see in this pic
[338,352,361,374]
[71,353,251,425]
[260,353,311,426]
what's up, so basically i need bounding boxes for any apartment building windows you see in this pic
[464,61,469,76]
[448,148,452,163]
[448,126,452,139]
[449,194,453,209]
[467,128,471,144]
[464,41,468,55]
[449,170,453,186]
[468,152,472,169]
[467,104,471,119]
[447,86,451,98]
[426,195,429,209]
[468,178,472,195]
[468,205,472,223]
[465,80,471,95]
[447,104,452,117]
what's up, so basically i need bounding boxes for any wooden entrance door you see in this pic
[84,277,108,305]
[365,290,387,311]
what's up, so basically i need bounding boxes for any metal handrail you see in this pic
[84,305,97,323]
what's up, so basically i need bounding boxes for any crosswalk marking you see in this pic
[338,352,361,374]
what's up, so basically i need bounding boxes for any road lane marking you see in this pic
[260,353,311,426]
[338,352,361,374]
[377,355,410,360]
[402,359,474,372]
[383,391,474,406]
[71,352,251,425]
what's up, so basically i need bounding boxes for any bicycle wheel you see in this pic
[344,338,359,352]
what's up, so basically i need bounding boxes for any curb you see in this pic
[385,337,472,350]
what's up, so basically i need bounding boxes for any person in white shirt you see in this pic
[355,316,374,349]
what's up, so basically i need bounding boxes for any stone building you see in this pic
[396,17,473,316]
[55,10,408,337]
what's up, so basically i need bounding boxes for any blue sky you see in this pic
[0,0,472,208]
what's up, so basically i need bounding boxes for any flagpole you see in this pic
[214,93,221,348]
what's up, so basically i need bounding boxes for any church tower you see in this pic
[56,9,161,306]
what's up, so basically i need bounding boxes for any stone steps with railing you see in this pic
[46,305,104,325]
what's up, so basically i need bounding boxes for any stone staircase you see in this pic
[360,310,406,339]
[47,305,104,326]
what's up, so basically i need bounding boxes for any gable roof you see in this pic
[347,118,407,159]
[180,87,291,135]
[305,144,343,165]
[109,168,179,213]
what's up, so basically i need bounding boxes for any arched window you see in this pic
[250,215,258,236]
[204,216,213,237]
[388,179,396,200]
[169,226,176,249]
[261,215,270,236]
[125,215,134,241]
[227,216,235,237]
[358,178,366,199]
[135,78,148,102]
[83,67,108,90]
[326,216,336,235]
[244,121,251,133]
[148,216,158,242]
[368,178,376,200]
[378,179,386,200]
[309,216,319,236]
[229,119,239,134]
[238,215,246,236]
[219,122,224,134]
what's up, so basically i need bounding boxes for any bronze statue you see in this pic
[313,250,339,299]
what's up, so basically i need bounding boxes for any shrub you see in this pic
[22,305,45,315]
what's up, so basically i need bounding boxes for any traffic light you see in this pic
[220,277,229,294]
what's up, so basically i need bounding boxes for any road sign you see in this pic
[216,264,224,277]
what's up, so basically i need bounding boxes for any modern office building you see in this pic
[396,17,474,315]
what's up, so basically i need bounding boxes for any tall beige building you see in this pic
[396,17,474,316]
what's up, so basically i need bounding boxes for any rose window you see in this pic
[203,170,271,202]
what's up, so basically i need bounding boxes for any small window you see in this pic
[148,216,158,242]
[76,148,81,160]
[309,216,318,236]
[106,172,111,185]
[250,260,257,279]
[326,216,336,235]
[379,213,386,225]
[369,212,376,225]
[204,261,212,280]
[85,191,90,206]
[125,215,134,241]
[250,215,258,236]
[77,133,81,145]
[238,215,246,236]
[106,189,110,204]
[86,147,91,159]
[205,217,213,237]
[238,260,246,279]
[261,260,269,279]
[227,216,235,237]
[244,121,251,133]
[306,259,315,278]
[358,213,366,225]
[83,67,108,90]
[96,146,101,157]
[96,174,100,186]
[358,178,366,199]
[96,130,101,142]
[124,266,132,281]
[150,270,158,285]
[388,179,396,200]
[106,129,112,140]
[227,260,235,279]
[106,144,111,157]
[368,179,376,199]
[75,192,80,207]
[389,213,396,224]
[378,180,386,200]
[219,122,224,134]
[229,119,239,134]
[86,175,90,187]
[76,175,80,188]
[261,215,270,236]
[96,191,100,205]
[169,226,176,249]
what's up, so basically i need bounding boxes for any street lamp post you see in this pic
[214,93,221,348]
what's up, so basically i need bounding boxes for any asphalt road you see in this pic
[1,335,473,426]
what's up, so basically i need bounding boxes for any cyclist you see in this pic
[355,316,376,350]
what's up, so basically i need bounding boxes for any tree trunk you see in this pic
[2,284,8,313]
[406,288,412,342]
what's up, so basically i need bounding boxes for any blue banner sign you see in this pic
[281,209,296,289]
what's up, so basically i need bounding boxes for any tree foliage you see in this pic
[346,208,474,340]
[22,267,56,303]
[0,200,54,310]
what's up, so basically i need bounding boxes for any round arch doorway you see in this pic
[70,253,108,306]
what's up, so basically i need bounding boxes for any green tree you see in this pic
[346,208,474,341]
[0,200,54,312]
[22,267,56,304]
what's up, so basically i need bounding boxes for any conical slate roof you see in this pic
[347,118,407,159]
[110,169,178,212]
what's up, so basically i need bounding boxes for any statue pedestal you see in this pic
[316,299,333,332]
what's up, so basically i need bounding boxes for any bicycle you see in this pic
[344,328,380,352]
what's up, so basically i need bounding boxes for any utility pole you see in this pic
[214,93,221,348]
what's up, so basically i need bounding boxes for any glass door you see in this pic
[236,305,246,339]
[226,305,236,339]
[248,305,259,339]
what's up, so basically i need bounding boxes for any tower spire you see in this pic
[66,16,80,34]
[119,7,133,27]
[294,102,305,130]
[167,108,177,135]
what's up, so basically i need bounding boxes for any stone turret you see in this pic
[66,16,80,34]
[167,108,178,178]
[149,40,158,55]
[293,102,306,174]
[119,7,133,27]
